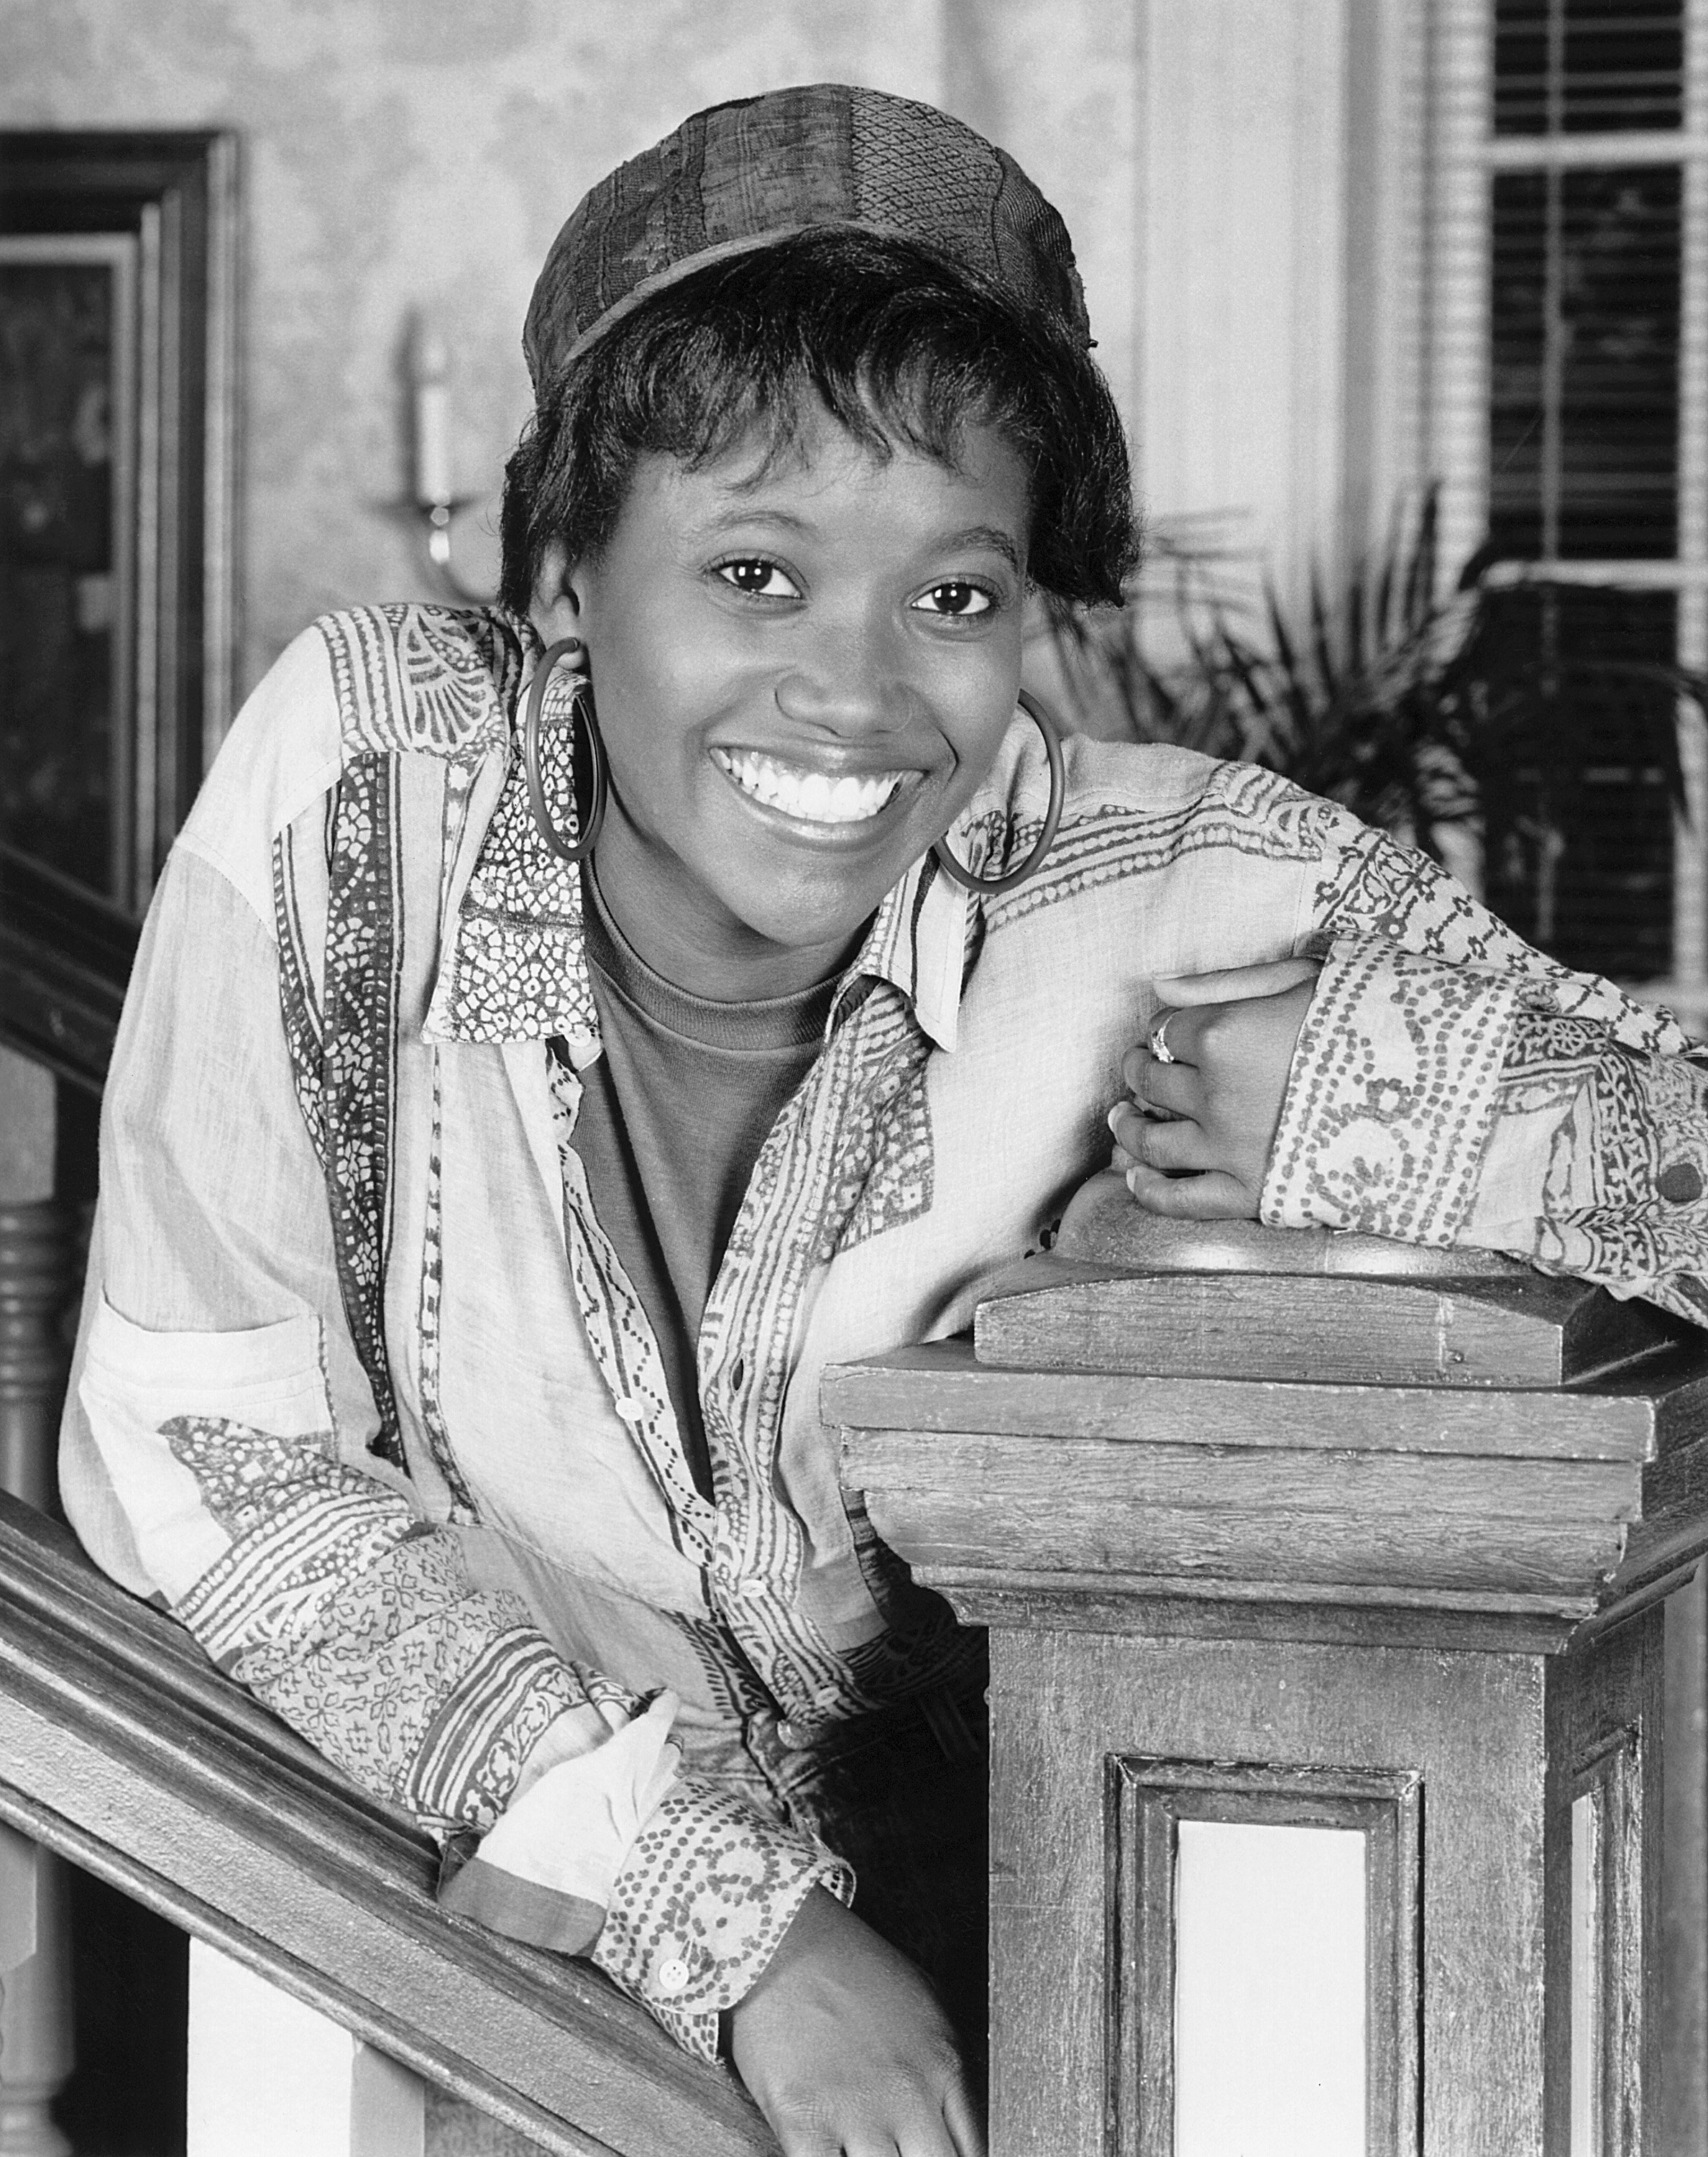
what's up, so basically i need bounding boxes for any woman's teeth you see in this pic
[715,749,904,825]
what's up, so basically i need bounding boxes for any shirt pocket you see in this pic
[78,1296,334,1602]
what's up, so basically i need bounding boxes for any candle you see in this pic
[412,319,454,507]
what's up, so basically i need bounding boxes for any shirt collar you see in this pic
[840,851,968,1053]
[423,621,971,1058]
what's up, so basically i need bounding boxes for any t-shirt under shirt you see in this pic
[569,865,838,1493]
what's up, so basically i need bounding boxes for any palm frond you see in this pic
[1044,490,1701,903]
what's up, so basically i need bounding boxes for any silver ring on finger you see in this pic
[1148,1012,1177,1065]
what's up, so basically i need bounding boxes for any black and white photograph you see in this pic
[3,6,1708,2154]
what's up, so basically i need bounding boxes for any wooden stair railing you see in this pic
[0,846,139,1098]
[0,1490,776,2157]
[0,864,777,2152]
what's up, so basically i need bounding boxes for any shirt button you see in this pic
[655,1955,691,1996]
[737,1577,768,1600]
[613,1396,645,1424]
[776,1719,808,1749]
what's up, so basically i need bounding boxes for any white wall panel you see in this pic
[943,0,1144,441]
[1174,1818,1368,2157]
[1137,0,1350,603]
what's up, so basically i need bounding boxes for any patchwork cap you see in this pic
[523,82,1091,392]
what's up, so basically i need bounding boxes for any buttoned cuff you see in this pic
[1262,935,1523,1244]
[590,1779,855,2062]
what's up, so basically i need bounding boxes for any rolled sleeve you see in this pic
[1262,928,1708,1327]
[1464,1007,1708,1323]
[439,1690,853,2060]
[1262,933,1523,1244]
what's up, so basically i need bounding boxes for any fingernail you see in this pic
[1106,1103,1125,1135]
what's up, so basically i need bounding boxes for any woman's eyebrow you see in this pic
[693,507,1024,574]
[692,505,815,539]
[936,525,1024,573]
[686,501,1024,576]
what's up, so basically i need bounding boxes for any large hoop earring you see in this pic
[523,636,607,864]
[932,688,1066,896]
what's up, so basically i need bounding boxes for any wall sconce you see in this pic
[407,314,495,606]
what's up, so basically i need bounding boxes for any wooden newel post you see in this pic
[828,1176,1708,2157]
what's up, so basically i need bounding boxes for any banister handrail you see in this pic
[0,843,139,1094]
[0,1490,777,2157]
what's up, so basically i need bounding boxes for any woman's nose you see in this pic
[773,617,909,736]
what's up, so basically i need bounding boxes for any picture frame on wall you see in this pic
[0,129,239,1090]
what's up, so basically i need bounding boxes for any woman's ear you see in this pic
[531,543,584,647]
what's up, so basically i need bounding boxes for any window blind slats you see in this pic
[1479,588,1679,979]
[1484,3,1689,984]
[1496,0,1684,134]
[1491,167,1681,559]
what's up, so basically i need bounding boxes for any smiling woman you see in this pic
[56,79,1708,2157]
[538,409,1033,997]
[499,208,1132,1016]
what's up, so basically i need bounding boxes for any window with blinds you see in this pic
[1494,2,1684,134]
[1480,0,1696,988]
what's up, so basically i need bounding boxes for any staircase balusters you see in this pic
[0,1202,75,2157]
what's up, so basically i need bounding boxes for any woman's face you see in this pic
[539,403,1030,999]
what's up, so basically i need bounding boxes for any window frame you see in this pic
[1421,0,1708,1021]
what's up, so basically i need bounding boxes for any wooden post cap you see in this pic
[972,1172,1677,1389]
[1053,1171,1526,1278]
[828,1155,1708,1643]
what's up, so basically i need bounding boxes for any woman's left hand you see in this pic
[1107,957,1321,1221]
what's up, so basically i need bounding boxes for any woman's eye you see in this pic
[716,559,801,599]
[913,582,994,618]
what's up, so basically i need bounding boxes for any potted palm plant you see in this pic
[1042,490,1706,985]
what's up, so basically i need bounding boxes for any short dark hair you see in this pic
[499,228,1139,615]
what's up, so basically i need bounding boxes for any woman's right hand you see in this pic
[726,1886,985,2156]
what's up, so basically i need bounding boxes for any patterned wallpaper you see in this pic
[0,0,1141,698]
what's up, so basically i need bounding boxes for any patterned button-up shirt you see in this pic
[61,605,1708,2058]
